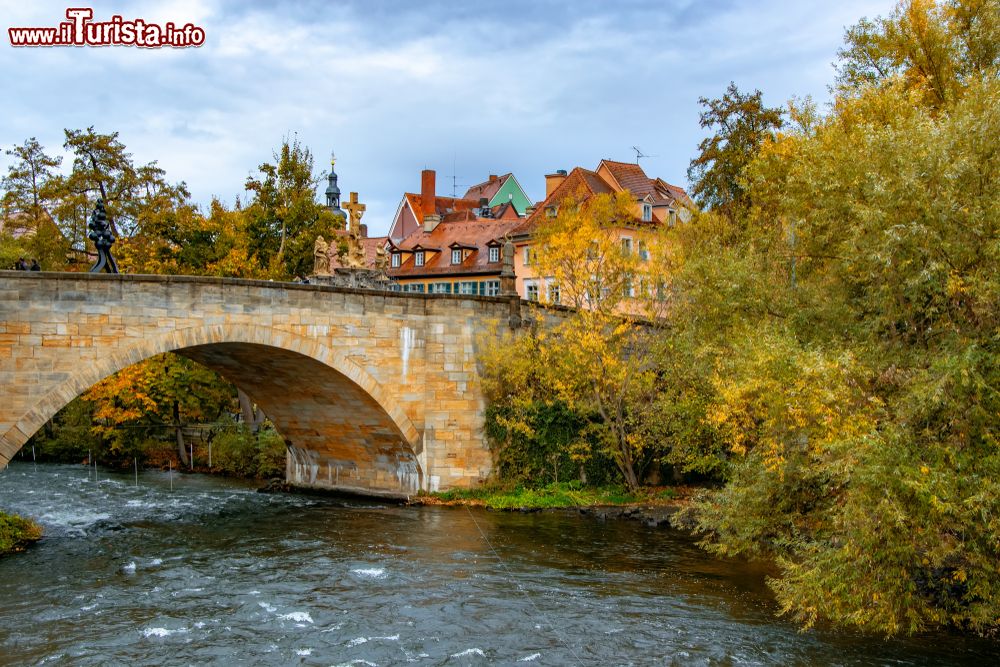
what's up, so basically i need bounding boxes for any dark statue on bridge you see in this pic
[87,198,119,274]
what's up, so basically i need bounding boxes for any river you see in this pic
[0,462,995,665]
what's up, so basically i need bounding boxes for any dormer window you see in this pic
[451,249,462,265]
[391,253,401,268]
[545,206,557,218]
[642,203,652,222]
[488,246,500,263]
[415,251,425,267]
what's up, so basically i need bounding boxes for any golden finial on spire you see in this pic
[330,150,336,167]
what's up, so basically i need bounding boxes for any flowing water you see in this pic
[0,462,996,666]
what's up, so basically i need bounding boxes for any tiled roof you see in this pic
[601,160,656,198]
[403,192,480,226]
[513,160,692,237]
[463,173,510,203]
[387,217,518,278]
[512,167,611,236]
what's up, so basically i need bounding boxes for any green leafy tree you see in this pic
[59,127,190,240]
[836,0,999,107]
[686,82,783,219]
[243,136,342,279]
[1,138,70,269]
[674,0,1000,636]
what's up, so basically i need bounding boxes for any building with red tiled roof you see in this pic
[511,159,694,300]
[381,168,529,295]
[388,169,532,242]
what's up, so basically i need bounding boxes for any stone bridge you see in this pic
[0,272,527,498]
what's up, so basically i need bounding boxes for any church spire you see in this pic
[325,150,347,221]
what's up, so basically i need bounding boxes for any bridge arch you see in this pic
[1,323,423,497]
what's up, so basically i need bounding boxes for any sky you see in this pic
[1,0,895,236]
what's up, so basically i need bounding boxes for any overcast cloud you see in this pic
[1,0,893,235]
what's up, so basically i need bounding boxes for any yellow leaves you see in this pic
[946,271,969,297]
[703,324,878,476]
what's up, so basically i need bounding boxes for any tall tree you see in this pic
[836,0,1000,107]
[481,192,702,490]
[1,138,70,269]
[675,0,1000,636]
[686,82,783,219]
[61,127,188,238]
[243,136,342,279]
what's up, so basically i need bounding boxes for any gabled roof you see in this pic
[512,167,613,236]
[599,159,656,198]
[514,160,693,237]
[463,173,511,203]
[388,217,520,278]
[402,192,480,227]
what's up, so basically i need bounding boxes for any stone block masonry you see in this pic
[0,272,522,498]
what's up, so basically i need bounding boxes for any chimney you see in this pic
[421,169,436,221]
[545,169,567,198]
[424,214,441,233]
[488,174,498,182]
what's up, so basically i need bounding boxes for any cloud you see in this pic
[2,0,896,234]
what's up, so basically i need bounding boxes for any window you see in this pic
[403,283,425,293]
[488,246,500,263]
[525,280,539,301]
[621,237,633,254]
[522,247,531,266]
[431,282,451,294]
[451,249,463,265]
[642,204,652,222]
[656,279,667,301]
[668,210,677,227]
[545,206,557,218]
[624,272,635,298]
[459,281,477,295]
[483,280,500,296]
[415,251,425,267]
[391,253,401,268]
[638,241,650,261]
[547,280,560,305]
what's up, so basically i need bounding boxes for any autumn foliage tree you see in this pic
[672,0,1000,636]
[480,192,719,490]
[686,82,783,219]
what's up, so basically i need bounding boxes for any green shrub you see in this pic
[211,422,286,479]
[0,511,42,554]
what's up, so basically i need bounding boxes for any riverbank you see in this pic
[408,482,691,526]
[0,510,42,555]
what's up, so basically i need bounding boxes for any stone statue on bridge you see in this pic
[87,198,119,274]
[341,192,368,269]
[313,235,330,275]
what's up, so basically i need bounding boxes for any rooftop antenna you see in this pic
[450,153,464,197]
[632,146,657,164]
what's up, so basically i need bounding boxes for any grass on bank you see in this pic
[0,511,42,554]
[420,481,680,510]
